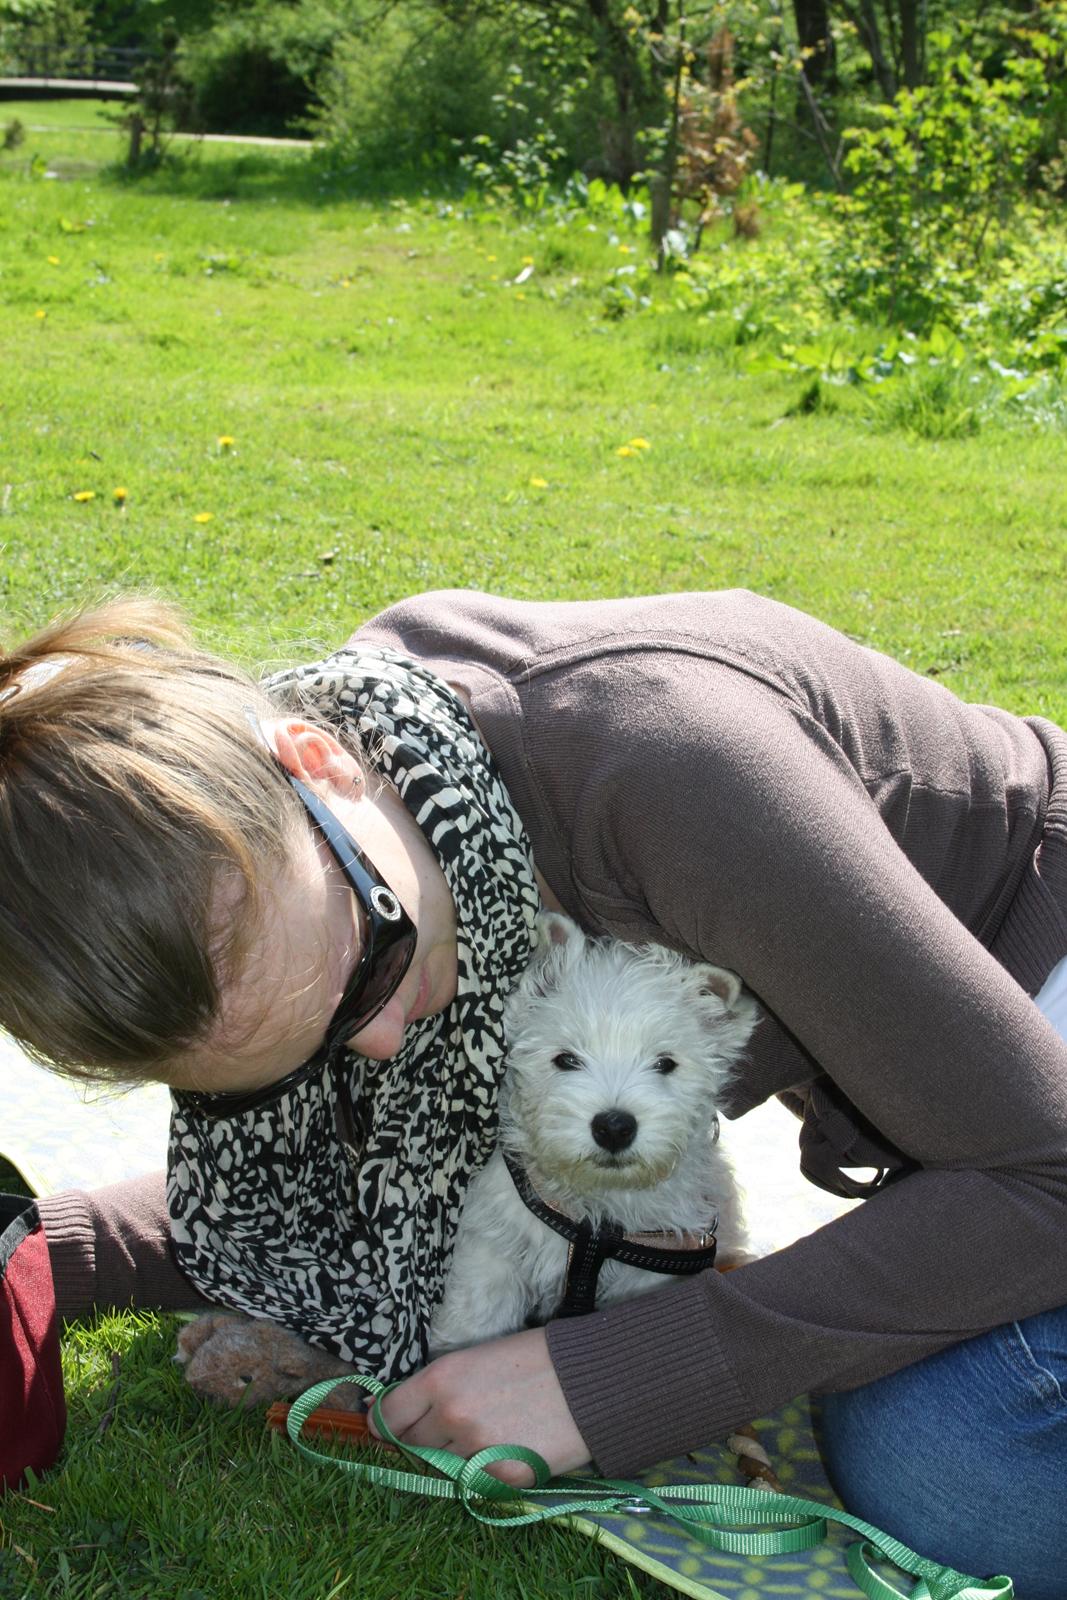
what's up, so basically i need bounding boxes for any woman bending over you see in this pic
[4,588,1066,1597]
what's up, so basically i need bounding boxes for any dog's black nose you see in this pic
[591,1109,638,1152]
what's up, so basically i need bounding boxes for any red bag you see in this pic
[1,1194,66,1491]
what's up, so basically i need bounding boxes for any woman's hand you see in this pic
[368,1326,591,1485]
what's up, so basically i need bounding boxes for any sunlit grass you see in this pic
[3,105,1065,722]
[0,1309,656,1600]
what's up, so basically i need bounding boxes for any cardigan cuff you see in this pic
[36,1189,98,1319]
[39,1172,208,1316]
[545,1272,745,1478]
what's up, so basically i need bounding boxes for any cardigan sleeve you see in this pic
[545,668,1067,1475]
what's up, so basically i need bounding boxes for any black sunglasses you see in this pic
[174,720,417,1117]
[284,763,417,1049]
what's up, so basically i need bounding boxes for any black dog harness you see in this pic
[500,1149,719,1319]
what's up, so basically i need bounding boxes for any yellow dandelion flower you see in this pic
[47,255,60,266]
[72,490,95,502]
[515,291,526,301]
[529,476,549,488]
[618,244,634,254]
[490,274,500,282]
[194,512,213,524]
[34,309,47,320]
[113,487,127,503]
[616,446,637,458]
[628,437,651,450]
[217,435,235,450]
[486,253,497,262]
[521,255,535,266]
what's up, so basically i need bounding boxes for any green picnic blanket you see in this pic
[567,1396,884,1599]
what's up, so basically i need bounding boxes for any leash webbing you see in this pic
[284,1376,1014,1600]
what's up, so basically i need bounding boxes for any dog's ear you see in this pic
[533,910,580,954]
[692,964,759,1055]
[698,965,742,1009]
[517,911,586,1000]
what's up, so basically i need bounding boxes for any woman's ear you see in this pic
[265,718,364,796]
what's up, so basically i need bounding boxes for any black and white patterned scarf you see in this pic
[167,647,540,1379]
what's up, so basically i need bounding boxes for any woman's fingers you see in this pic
[369,1327,590,1483]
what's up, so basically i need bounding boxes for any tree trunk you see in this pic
[898,0,924,87]
[834,0,897,101]
[126,112,144,168]
[654,0,686,270]
[584,0,649,187]
[792,0,836,87]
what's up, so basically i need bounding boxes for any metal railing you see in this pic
[0,43,148,83]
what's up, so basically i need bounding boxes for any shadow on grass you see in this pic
[99,142,468,209]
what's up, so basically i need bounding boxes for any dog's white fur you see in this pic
[428,912,758,1353]
[177,913,758,1402]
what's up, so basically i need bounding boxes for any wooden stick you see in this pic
[266,1402,396,1449]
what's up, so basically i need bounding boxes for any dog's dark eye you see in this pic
[653,1055,678,1075]
[552,1051,583,1072]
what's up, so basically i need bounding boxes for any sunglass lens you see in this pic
[328,928,417,1048]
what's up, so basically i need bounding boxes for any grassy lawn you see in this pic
[2,103,1066,1598]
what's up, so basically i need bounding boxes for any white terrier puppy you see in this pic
[177,913,758,1406]
[429,913,758,1354]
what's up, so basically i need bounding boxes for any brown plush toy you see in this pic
[175,1310,361,1410]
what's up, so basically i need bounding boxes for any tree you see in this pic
[792,0,835,85]
[828,0,931,97]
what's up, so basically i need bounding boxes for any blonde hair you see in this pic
[0,596,306,1083]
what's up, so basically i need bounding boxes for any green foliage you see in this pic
[314,0,672,188]
[837,39,1050,327]
[86,0,214,50]
[459,123,567,210]
[179,0,342,136]
[312,0,633,188]
[313,2,519,171]
[0,0,93,73]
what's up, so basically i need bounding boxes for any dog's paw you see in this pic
[175,1311,356,1409]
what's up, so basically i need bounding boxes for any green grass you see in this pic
[4,1311,659,1600]
[2,105,1067,1597]
[2,98,120,134]
[3,103,1066,718]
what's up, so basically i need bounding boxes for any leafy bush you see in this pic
[835,39,1049,328]
[179,0,341,136]
[313,1,659,188]
[314,2,519,172]
[0,0,93,74]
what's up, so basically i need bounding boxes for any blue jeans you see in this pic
[818,1304,1067,1600]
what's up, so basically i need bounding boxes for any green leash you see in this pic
[284,1375,1013,1600]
